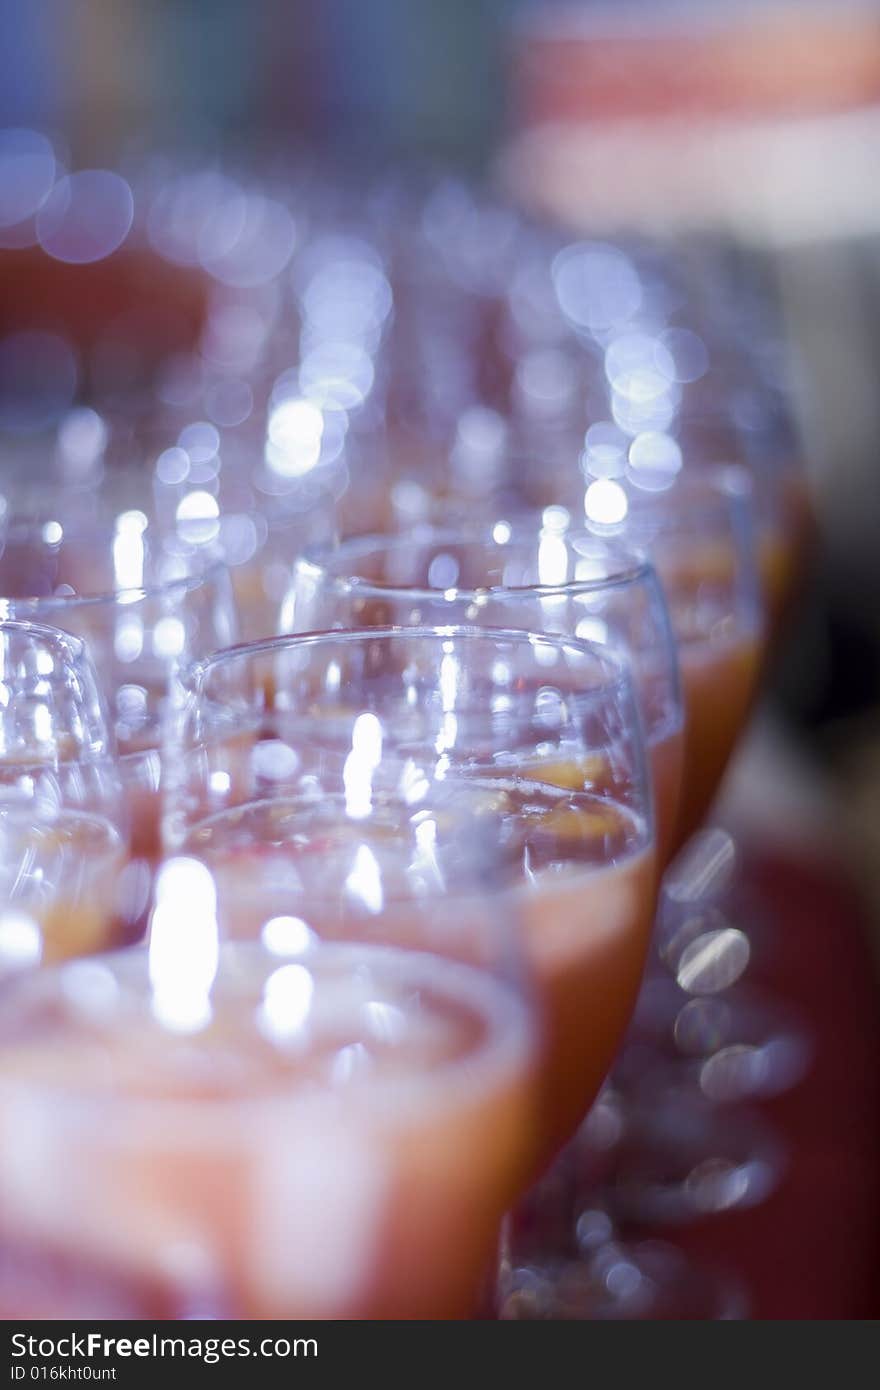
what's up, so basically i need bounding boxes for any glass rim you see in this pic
[0,616,89,664]
[187,622,633,696]
[296,523,655,603]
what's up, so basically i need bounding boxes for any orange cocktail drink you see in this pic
[0,936,534,1319]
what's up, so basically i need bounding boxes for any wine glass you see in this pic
[0,836,538,1319]
[283,517,684,867]
[165,625,658,1168]
[0,512,238,939]
[0,619,126,971]
[0,632,549,1320]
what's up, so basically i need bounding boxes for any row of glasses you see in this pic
[0,461,795,1317]
[0,344,670,1313]
[0,503,767,1312]
[0,623,655,1318]
[0,553,772,1312]
[0,499,765,1320]
[275,470,773,1308]
[0,156,815,1318]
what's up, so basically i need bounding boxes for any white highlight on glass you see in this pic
[343,712,383,821]
[258,962,315,1043]
[0,911,42,972]
[153,616,186,660]
[149,857,219,1034]
[112,510,147,593]
[261,915,316,958]
[345,843,384,915]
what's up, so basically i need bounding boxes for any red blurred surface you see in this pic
[669,841,880,1320]
[0,247,207,385]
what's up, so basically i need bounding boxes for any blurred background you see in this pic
[2,0,517,167]
[1,0,879,930]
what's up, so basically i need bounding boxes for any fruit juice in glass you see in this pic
[185,779,656,1170]
[758,524,795,628]
[651,532,764,846]
[0,805,126,964]
[517,725,681,875]
[648,728,685,868]
[0,938,535,1319]
[674,629,762,844]
[633,665,685,869]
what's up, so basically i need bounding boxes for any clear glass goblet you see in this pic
[0,791,539,1316]
[165,624,658,1168]
[284,518,684,868]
